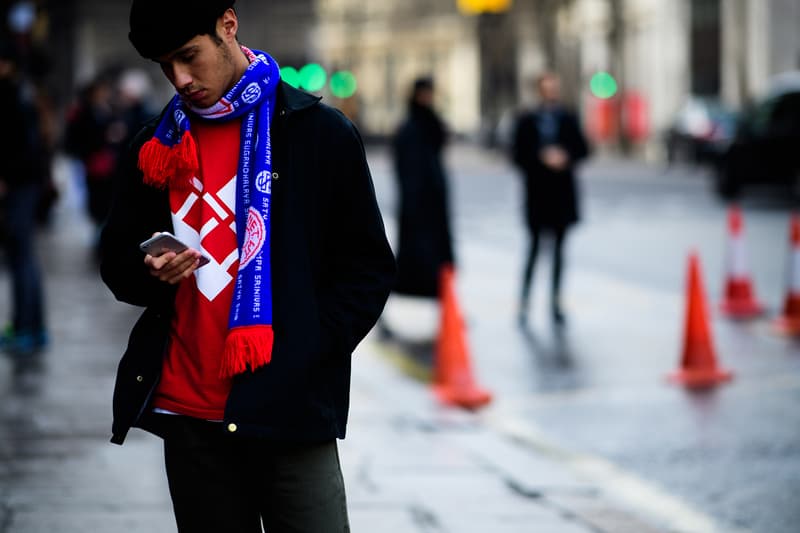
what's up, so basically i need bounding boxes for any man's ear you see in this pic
[219,8,238,40]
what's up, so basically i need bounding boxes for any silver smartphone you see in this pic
[139,232,210,268]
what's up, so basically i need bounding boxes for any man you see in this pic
[100,1,395,531]
[511,72,589,326]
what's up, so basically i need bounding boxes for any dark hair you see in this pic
[413,76,434,93]
[208,29,224,47]
[128,0,235,59]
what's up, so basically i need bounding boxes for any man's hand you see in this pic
[144,238,203,285]
[540,145,570,171]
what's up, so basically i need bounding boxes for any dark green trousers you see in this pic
[157,415,350,533]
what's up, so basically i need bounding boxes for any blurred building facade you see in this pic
[315,0,688,148]
[721,0,800,107]
[315,0,483,136]
[314,0,800,155]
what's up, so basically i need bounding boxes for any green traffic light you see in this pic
[299,63,327,92]
[280,66,300,88]
[330,71,357,99]
[590,71,618,99]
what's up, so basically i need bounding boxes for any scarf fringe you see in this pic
[138,130,198,190]
[219,325,274,378]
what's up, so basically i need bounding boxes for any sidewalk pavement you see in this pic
[0,153,672,533]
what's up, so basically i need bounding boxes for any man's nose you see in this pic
[172,65,193,90]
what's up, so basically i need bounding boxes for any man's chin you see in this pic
[183,92,214,109]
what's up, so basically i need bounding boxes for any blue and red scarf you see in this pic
[138,47,280,378]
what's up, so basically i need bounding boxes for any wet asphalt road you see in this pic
[371,146,800,533]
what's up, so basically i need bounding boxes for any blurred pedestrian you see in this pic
[63,75,125,240]
[116,67,157,145]
[392,76,455,299]
[100,1,394,532]
[511,72,589,326]
[0,41,48,354]
[4,1,59,227]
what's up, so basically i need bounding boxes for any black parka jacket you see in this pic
[391,105,454,298]
[100,83,396,445]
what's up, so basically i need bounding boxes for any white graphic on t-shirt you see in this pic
[172,175,239,302]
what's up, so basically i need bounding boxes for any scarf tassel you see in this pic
[219,325,274,378]
[138,130,199,190]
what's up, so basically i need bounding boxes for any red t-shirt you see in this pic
[152,118,241,420]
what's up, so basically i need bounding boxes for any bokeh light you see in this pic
[299,63,328,92]
[280,66,300,88]
[330,71,358,99]
[590,71,618,99]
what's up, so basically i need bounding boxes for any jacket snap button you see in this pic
[272,172,279,180]
[136,375,143,382]
[227,423,238,433]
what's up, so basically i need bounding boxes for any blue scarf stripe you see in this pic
[154,50,279,333]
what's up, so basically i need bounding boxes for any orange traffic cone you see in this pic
[668,252,733,389]
[773,214,800,336]
[433,265,492,409]
[719,205,763,318]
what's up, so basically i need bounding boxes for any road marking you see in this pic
[371,339,433,383]
[486,414,750,533]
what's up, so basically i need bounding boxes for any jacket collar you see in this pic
[277,82,321,117]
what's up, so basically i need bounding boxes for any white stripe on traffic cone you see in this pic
[719,206,762,318]
[774,214,800,335]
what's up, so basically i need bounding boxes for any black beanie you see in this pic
[129,0,236,59]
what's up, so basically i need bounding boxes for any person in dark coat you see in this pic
[100,2,395,531]
[392,76,454,298]
[0,41,48,354]
[63,75,123,231]
[511,72,589,325]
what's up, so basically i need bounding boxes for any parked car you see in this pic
[664,97,737,165]
[715,72,800,198]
